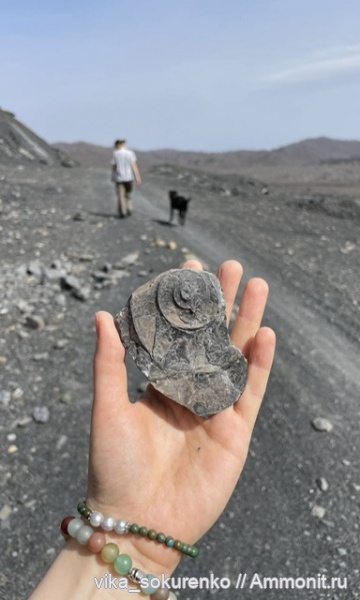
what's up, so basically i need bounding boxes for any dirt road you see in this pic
[0,164,358,599]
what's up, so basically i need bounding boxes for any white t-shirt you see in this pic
[111,148,137,182]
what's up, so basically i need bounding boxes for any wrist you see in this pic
[30,536,178,600]
[82,498,197,574]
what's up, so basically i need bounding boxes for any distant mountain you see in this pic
[266,137,360,166]
[55,137,360,173]
[0,108,76,167]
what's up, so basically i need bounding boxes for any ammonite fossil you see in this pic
[114,268,248,417]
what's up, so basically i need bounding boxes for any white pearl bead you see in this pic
[114,519,129,534]
[101,516,115,531]
[89,511,103,527]
[76,525,94,544]
[67,518,83,538]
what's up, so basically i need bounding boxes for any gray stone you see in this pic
[32,352,49,361]
[32,406,50,423]
[121,251,140,266]
[25,314,45,329]
[316,477,329,492]
[56,434,68,451]
[54,294,67,309]
[27,261,43,279]
[61,274,81,291]
[44,267,67,282]
[311,417,334,432]
[0,390,11,407]
[53,339,68,349]
[0,504,12,522]
[59,392,72,404]
[115,268,248,417]
[16,416,32,427]
[73,211,87,221]
[137,381,148,393]
[311,505,326,519]
[72,285,91,301]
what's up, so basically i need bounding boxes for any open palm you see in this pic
[87,260,276,575]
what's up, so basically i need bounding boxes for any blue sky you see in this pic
[2,0,360,150]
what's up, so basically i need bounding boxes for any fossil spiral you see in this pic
[115,268,247,417]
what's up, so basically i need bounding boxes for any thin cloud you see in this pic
[265,51,360,84]
[314,44,360,58]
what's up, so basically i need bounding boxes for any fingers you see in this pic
[231,278,269,357]
[182,259,203,270]
[234,326,276,429]
[93,311,128,419]
[217,260,243,324]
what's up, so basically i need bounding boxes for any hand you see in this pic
[87,260,276,577]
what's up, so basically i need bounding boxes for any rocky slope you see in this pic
[0,108,76,167]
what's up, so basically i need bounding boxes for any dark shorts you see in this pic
[116,181,133,194]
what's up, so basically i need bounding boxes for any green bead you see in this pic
[101,542,119,563]
[181,543,190,553]
[188,546,199,558]
[174,540,182,550]
[147,529,157,540]
[141,573,160,595]
[82,508,91,519]
[165,536,175,547]
[77,500,86,515]
[139,526,148,536]
[130,523,139,533]
[114,553,132,575]
[156,532,166,543]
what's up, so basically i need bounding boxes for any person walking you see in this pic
[111,139,141,218]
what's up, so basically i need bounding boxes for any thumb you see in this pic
[92,311,129,421]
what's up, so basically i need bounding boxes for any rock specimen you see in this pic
[115,268,247,417]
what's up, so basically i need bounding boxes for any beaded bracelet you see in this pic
[61,516,176,600]
[77,500,199,559]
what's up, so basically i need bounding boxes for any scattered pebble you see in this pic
[32,352,49,361]
[59,392,72,404]
[12,388,24,400]
[121,251,140,266]
[53,339,69,350]
[0,355,7,365]
[311,417,334,432]
[6,433,17,442]
[316,477,329,492]
[56,434,68,451]
[32,406,50,423]
[0,505,12,523]
[7,444,18,454]
[16,416,32,427]
[25,315,45,330]
[0,390,11,407]
[168,240,177,250]
[311,505,326,519]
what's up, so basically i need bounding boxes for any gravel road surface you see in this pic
[0,163,358,599]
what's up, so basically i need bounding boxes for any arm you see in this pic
[30,259,275,599]
[111,163,117,182]
[132,161,141,184]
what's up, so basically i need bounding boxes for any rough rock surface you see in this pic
[116,269,247,416]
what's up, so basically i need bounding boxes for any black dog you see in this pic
[169,190,191,226]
